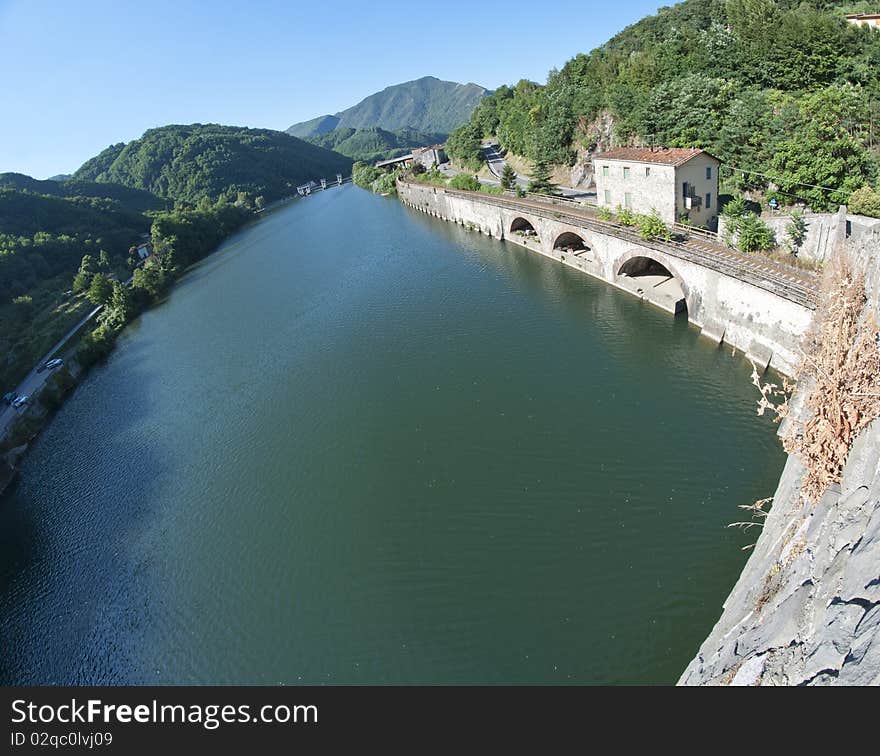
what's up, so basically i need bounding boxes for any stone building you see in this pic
[411,145,447,169]
[594,147,721,229]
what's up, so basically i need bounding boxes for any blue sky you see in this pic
[0,0,661,178]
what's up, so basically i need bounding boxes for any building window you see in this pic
[706,166,712,180]
[623,167,631,179]
[604,190,611,204]
[645,167,651,178]
[705,193,711,210]
[602,166,609,177]
[682,181,690,199]
[625,192,632,208]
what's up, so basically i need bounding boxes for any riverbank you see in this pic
[397,179,816,376]
[680,229,880,685]
[0,203,259,496]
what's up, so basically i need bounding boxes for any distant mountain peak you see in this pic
[286,77,488,140]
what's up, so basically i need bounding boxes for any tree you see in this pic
[785,210,808,255]
[770,86,877,210]
[527,159,557,195]
[73,270,92,293]
[101,281,135,330]
[500,163,517,191]
[73,253,97,292]
[97,249,110,271]
[132,262,167,301]
[446,122,484,171]
[87,272,113,305]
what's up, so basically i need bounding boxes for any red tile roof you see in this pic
[594,147,719,167]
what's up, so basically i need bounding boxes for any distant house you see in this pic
[374,145,447,171]
[593,147,721,229]
[845,13,880,28]
[411,145,447,169]
[134,242,153,261]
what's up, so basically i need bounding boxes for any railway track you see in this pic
[437,187,820,310]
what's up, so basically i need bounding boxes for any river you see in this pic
[0,185,786,684]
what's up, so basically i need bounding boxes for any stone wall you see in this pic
[398,181,814,375]
[680,229,880,686]
[718,209,846,264]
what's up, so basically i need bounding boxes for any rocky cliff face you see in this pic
[680,231,880,686]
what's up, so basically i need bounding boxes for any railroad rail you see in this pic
[429,185,819,310]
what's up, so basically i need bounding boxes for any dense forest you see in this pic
[0,180,156,390]
[287,77,488,138]
[447,0,880,210]
[74,124,352,205]
[305,126,444,163]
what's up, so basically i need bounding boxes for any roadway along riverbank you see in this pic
[0,303,102,440]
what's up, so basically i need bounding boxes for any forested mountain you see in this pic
[74,124,353,205]
[305,126,444,163]
[286,77,488,139]
[447,0,880,209]
[0,172,164,214]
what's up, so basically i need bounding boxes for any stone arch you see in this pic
[510,216,539,241]
[553,231,591,254]
[613,250,692,317]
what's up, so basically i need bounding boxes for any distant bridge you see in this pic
[398,180,824,375]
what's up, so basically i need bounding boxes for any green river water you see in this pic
[0,185,786,684]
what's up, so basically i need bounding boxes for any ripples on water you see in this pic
[0,186,786,684]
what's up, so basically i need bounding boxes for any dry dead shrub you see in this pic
[753,252,880,503]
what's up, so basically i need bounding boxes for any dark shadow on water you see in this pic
[0,351,173,684]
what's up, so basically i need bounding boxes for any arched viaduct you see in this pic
[397,182,817,375]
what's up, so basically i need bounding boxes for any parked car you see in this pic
[44,358,64,370]
[2,392,17,406]
[12,395,29,409]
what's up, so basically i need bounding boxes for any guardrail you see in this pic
[673,222,718,243]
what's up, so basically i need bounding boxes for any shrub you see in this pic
[636,211,671,242]
[597,206,614,221]
[848,185,880,218]
[449,174,481,192]
[737,214,776,253]
[617,207,637,226]
[721,196,748,219]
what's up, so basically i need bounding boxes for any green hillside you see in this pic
[0,184,154,390]
[74,124,353,205]
[286,114,343,139]
[287,76,488,139]
[448,0,880,209]
[0,172,164,214]
[306,126,444,163]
